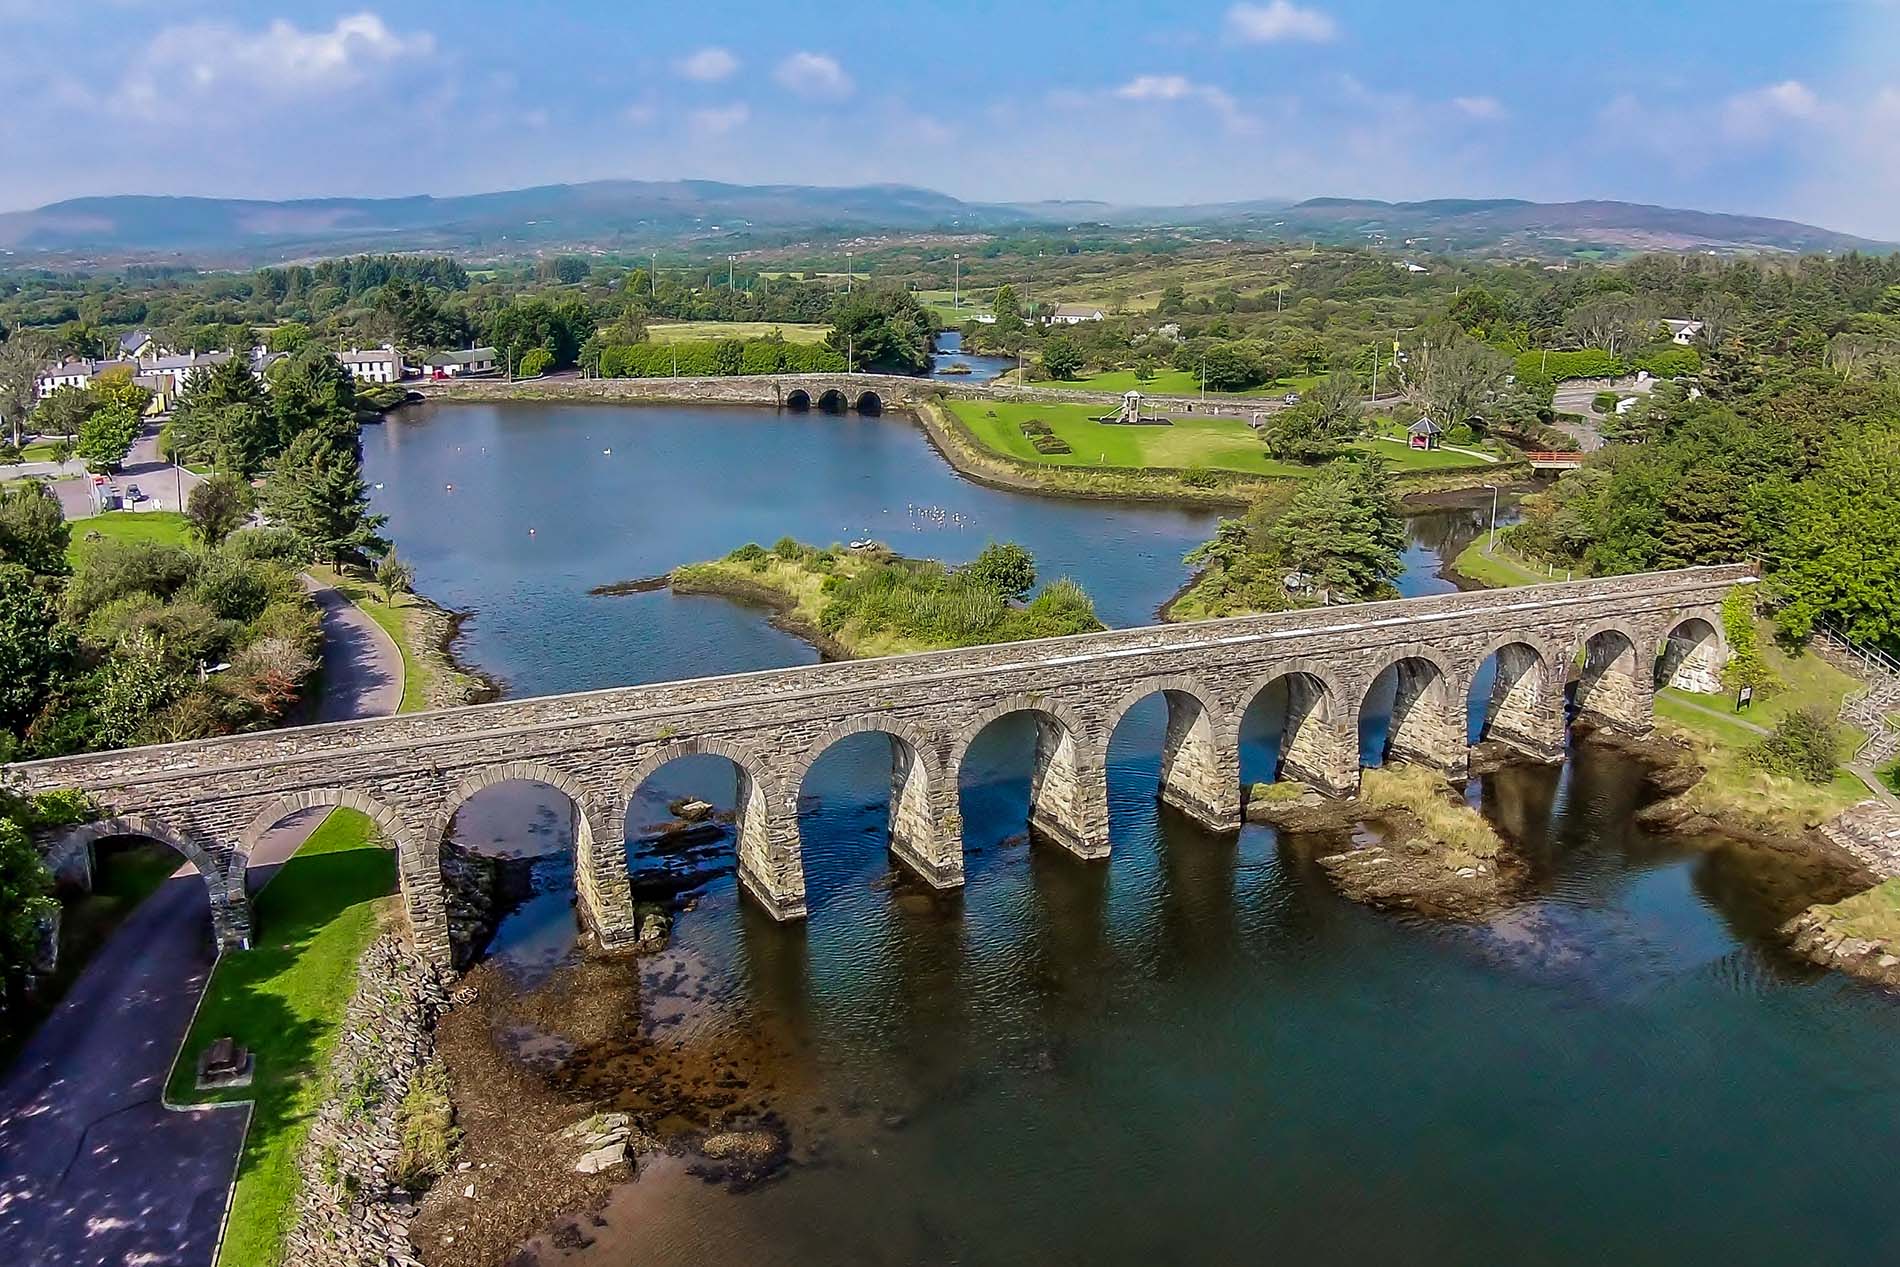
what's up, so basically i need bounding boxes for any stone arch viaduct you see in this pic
[3,564,1749,967]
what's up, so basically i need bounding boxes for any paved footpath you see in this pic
[0,576,402,1266]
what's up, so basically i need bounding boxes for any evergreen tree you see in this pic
[262,430,388,567]
[1267,459,1406,601]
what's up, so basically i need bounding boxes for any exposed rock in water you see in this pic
[588,574,671,597]
[692,1116,791,1189]
[1317,815,1522,918]
[668,798,714,822]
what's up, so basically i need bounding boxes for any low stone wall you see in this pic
[284,935,452,1267]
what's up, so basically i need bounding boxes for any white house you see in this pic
[117,329,175,361]
[1663,319,1704,346]
[421,346,499,378]
[138,351,232,396]
[1049,303,1105,325]
[338,345,405,384]
[35,359,112,397]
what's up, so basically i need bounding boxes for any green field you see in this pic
[645,321,831,345]
[1450,538,1573,588]
[65,510,192,566]
[947,399,1498,477]
[167,809,397,1267]
[1038,368,1321,398]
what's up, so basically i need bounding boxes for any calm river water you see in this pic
[360,404,1900,1265]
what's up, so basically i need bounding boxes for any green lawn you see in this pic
[1036,368,1321,397]
[946,398,1498,478]
[20,439,66,462]
[645,320,831,345]
[167,809,397,1267]
[65,510,193,567]
[1451,538,1572,588]
[308,565,425,713]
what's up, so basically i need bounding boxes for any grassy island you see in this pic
[671,539,1100,658]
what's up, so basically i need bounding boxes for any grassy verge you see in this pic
[1450,536,1571,588]
[645,320,831,345]
[1035,368,1321,397]
[1803,878,1900,939]
[306,564,426,712]
[1653,618,1872,834]
[166,809,398,1267]
[945,398,1501,477]
[65,509,193,567]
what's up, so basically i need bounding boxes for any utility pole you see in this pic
[1371,345,1378,401]
[728,255,735,290]
[1484,483,1500,547]
[846,251,853,294]
[953,253,960,310]
[651,253,658,297]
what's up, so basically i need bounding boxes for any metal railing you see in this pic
[1815,620,1900,680]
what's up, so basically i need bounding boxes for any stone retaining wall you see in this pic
[283,935,451,1267]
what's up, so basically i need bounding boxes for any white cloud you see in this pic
[1452,95,1506,121]
[116,12,435,113]
[1225,1,1338,44]
[1722,79,1821,140]
[1113,73,1257,133]
[677,46,738,83]
[773,51,853,101]
[1116,74,1197,101]
[689,102,750,136]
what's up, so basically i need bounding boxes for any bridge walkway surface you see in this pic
[0,577,400,1266]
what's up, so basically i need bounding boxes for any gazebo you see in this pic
[1407,416,1445,450]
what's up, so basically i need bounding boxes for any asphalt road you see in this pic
[0,577,401,1266]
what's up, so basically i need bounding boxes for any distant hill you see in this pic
[0,181,1886,265]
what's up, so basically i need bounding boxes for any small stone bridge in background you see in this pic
[4,564,1749,967]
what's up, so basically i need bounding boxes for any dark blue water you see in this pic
[363,404,1900,1266]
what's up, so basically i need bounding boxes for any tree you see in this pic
[487,296,592,372]
[29,385,92,440]
[0,816,58,1011]
[1448,285,1508,338]
[1565,293,1654,356]
[0,562,71,733]
[1771,427,1900,654]
[76,401,141,473]
[965,543,1036,600]
[262,431,388,567]
[269,347,359,450]
[168,354,270,468]
[1406,329,1510,429]
[0,337,38,451]
[0,484,71,576]
[267,323,312,354]
[992,284,1026,338]
[376,551,415,606]
[1267,459,1406,601]
[1751,708,1842,784]
[1200,341,1266,392]
[518,347,553,378]
[186,472,256,547]
[1040,335,1084,380]
[827,288,935,374]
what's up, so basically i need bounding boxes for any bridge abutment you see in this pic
[576,808,640,950]
[888,745,965,889]
[736,771,807,921]
[1575,629,1655,733]
[1279,675,1360,796]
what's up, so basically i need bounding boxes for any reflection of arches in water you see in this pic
[1236,665,1352,794]
[953,698,1106,861]
[1359,651,1464,771]
[1105,677,1237,832]
[436,775,588,970]
[794,716,958,902]
[817,388,849,414]
[1469,637,1563,757]
[1575,624,1649,730]
[622,739,805,919]
[855,390,884,415]
[785,388,812,411]
[1656,615,1724,693]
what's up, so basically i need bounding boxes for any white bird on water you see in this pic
[603,448,613,456]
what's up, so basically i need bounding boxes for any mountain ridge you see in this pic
[0,180,1886,264]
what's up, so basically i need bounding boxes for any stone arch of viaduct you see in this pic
[3,566,1751,966]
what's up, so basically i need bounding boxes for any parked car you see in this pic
[125,483,147,503]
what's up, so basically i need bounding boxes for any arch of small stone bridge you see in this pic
[9,566,1750,967]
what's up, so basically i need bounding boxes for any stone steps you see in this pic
[1821,801,1900,880]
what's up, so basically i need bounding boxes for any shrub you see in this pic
[1592,391,1620,413]
[964,543,1037,599]
[224,525,308,564]
[517,347,553,378]
[1030,434,1072,454]
[1719,588,1779,696]
[726,542,768,563]
[1019,419,1053,437]
[1635,346,1701,378]
[1180,467,1220,489]
[66,541,200,619]
[599,339,844,378]
[393,1060,460,1190]
[1751,708,1842,784]
[772,536,807,561]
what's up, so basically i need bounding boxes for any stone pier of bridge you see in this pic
[5,566,1748,967]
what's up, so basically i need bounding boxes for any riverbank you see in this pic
[308,565,498,710]
[669,540,1101,660]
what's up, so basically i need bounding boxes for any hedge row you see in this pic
[1514,345,1702,382]
[599,339,847,378]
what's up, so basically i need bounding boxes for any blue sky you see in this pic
[4,1,1900,237]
